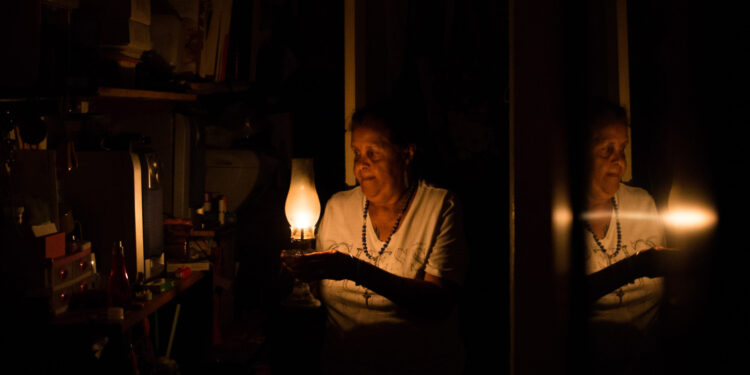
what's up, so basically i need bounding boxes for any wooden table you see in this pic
[53,271,206,333]
[49,271,212,374]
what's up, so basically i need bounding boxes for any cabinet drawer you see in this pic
[46,249,94,289]
[50,271,95,315]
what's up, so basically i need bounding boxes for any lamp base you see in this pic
[281,238,321,309]
[280,280,322,309]
[288,237,315,251]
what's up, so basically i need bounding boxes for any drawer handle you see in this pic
[79,281,87,292]
[79,260,88,272]
[58,268,68,280]
[58,291,68,302]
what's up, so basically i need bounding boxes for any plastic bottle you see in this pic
[107,241,132,319]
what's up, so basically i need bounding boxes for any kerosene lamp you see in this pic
[281,158,321,308]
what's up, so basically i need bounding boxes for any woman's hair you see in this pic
[351,100,421,150]
[585,100,629,140]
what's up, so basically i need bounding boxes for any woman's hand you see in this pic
[634,247,682,278]
[280,250,461,318]
[281,249,357,282]
[588,246,683,302]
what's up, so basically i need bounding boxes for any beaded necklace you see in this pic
[584,197,621,258]
[361,185,416,261]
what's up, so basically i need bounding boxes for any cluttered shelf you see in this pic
[96,87,198,102]
[52,270,205,333]
[3,81,252,104]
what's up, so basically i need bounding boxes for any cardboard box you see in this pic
[39,232,66,260]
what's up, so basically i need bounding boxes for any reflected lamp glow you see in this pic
[285,159,321,240]
[552,201,573,275]
[581,205,717,231]
[662,206,716,231]
[665,183,717,232]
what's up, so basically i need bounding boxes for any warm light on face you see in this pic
[662,206,717,231]
[285,159,321,240]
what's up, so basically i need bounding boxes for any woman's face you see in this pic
[351,124,411,204]
[588,121,628,203]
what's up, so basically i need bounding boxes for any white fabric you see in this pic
[315,181,466,374]
[586,183,666,331]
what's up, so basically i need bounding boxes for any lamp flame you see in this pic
[285,159,321,239]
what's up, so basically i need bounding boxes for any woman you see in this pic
[583,102,675,373]
[282,102,466,374]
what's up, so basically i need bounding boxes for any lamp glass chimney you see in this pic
[285,158,321,240]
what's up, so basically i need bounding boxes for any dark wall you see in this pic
[0,1,41,96]
[628,2,750,373]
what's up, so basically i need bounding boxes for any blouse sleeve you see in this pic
[424,192,468,285]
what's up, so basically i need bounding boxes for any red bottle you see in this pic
[107,241,132,310]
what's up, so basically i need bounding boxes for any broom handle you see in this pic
[165,303,182,359]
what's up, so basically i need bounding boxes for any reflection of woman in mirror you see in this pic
[582,101,678,373]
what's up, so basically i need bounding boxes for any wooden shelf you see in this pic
[97,87,197,102]
[4,85,244,103]
[121,271,205,332]
[52,270,206,333]
[190,229,216,237]
[187,81,252,95]
[42,0,80,9]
